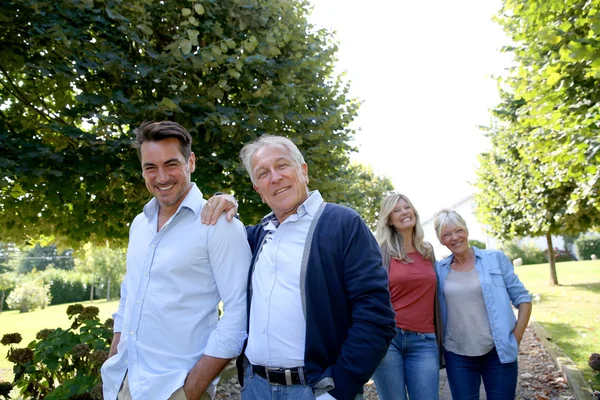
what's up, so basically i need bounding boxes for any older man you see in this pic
[101,121,251,400]
[203,135,396,400]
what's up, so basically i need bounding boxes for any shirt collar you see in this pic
[260,190,323,229]
[143,182,203,219]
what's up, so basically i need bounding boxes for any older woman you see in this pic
[433,209,532,400]
[373,194,443,400]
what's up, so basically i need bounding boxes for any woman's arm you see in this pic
[512,302,532,345]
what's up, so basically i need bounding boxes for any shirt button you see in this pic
[130,330,135,335]
[137,300,141,304]
[264,297,268,301]
[261,329,265,334]
[145,272,149,276]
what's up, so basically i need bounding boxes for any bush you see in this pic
[575,235,600,261]
[544,248,576,263]
[39,268,98,305]
[469,239,486,249]
[1,304,113,399]
[6,279,51,313]
[501,240,547,265]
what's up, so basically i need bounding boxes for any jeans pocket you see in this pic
[240,364,251,392]
[419,332,437,341]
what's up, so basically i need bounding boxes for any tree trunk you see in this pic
[106,277,111,301]
[546,232,559,285]
[0,290,4,313]
[90,274,95,302]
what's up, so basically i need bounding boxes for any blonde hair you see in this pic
[433,208,469,242]
[375,194,433,262]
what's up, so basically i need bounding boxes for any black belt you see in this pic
[252,364,305,386]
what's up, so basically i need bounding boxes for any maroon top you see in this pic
[389,252,436,333]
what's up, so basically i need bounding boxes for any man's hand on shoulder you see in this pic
[201,194,238,225]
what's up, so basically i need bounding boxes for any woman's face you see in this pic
[389,198,416,234]
[440,224,470,254]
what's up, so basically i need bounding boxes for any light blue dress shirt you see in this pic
[246,190,323,368]
[101,183,251,399]
[436,247,532,363]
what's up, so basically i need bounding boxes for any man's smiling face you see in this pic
[251,144,309,223]
[141,137,195,212]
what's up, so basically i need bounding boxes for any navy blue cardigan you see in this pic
[237,203,396,400]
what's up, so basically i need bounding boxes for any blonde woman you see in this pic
[434,209,532,400]
[373,194,443,400]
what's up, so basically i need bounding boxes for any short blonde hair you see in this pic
[375,194,433,262]
[433,208,469,242]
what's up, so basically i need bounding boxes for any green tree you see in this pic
[476,0,600,285]
[0,0,364,246]
[75,243,126,302]
[0,242,19,274]
[324,163,394,230]
[17,243,74,274]
[0,273,16,313]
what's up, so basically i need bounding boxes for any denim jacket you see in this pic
[436,247,532,363]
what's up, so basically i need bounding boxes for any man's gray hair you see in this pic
[240,135,306,184]
[433,208,469,242]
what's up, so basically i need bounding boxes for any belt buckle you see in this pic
[264,367,279,386]
[265,367,293,385]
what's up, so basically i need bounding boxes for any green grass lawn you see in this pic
[516,259,600,390]
[0,299,119,381]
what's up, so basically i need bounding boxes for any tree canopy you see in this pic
[0,0,386,246]
[476,0,600,284]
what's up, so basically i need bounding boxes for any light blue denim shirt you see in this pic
[436,247,532,363]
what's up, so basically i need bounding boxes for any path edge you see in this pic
[529,320,596,399]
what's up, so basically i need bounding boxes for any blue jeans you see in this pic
[444,347,518,400]
[241,363,315,400]
[372,327,440,400]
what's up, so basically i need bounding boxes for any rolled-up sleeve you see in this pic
[204,215,252,358]
[498,252,532,306]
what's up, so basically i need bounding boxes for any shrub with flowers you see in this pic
[590,353,600,392]
[1,304,113,399]
[6,279,51,313]
[544,247,576,263]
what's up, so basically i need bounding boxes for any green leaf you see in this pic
[181,7,191,16]
[194,4,205,15]
[180,39,192,55]
[159,97,179,111]
[136,23,153,35]
[187,29,200,45]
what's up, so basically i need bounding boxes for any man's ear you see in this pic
[253,185,265,203]
[302,163,309,184]
[188,152,196,174]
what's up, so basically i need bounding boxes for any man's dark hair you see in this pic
[133,121,193,160]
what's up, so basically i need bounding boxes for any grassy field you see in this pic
[0,299,119,381]
[516,259,600,390]
[0,261,598,390]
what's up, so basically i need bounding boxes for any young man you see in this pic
[101,121,251,400]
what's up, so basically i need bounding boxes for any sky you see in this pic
[308,0,513,218]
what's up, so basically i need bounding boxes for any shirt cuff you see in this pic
[203,330,247,359]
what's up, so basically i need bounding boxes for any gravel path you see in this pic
[215,324,575,399]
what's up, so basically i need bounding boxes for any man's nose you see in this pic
[270,169,282,182]
[156,167,168,183]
